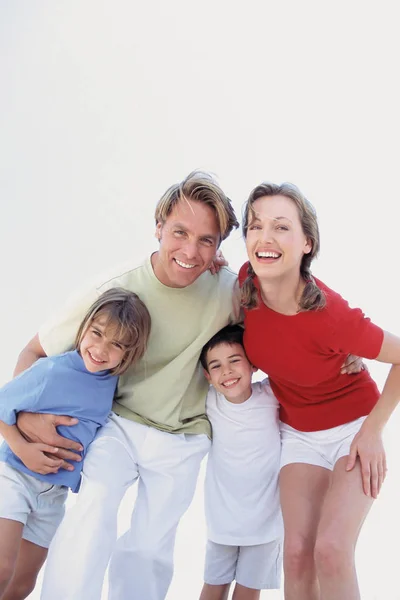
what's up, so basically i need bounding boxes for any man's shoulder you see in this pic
[95,256,150,292]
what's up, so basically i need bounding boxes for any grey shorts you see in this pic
[0,462,68,548]
[204,539,282,590]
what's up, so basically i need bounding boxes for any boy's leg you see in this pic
[234,540,282,599]
[0,519,24,596]
[199,583,230,600]
[2,539,47,600]
[232,583,260,600]
[200,541,237,600]
[108,429,211,600]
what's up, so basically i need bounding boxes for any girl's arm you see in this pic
[0,420,63,474]
[346,331,400,498]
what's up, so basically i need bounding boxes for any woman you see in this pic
[238,182,400,600]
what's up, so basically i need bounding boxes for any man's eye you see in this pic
[201,238,213,246]
[174,230,186,236]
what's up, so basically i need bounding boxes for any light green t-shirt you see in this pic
[39,256,239,437]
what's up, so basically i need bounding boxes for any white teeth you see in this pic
[175,259,195,269]
[222,378,239,387]
[257,251,280,258]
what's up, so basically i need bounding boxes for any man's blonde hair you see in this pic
[155,170,239,242]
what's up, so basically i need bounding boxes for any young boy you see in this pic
[199,325,283,600]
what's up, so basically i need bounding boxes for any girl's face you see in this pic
[79,315,126,373]
[245,195,312,281]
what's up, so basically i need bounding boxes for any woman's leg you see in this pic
[314,456,374,600]
[0,519,23,597]
[2,539,47,600]
[280,464,330,600]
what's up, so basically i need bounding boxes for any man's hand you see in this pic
[341,354,366,375]
[209,249,229,275]
[17,413,83,471]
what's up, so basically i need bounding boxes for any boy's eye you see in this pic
[210,365,220,370]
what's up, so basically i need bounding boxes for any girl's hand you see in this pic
[209,249,228,275]
[17,442,64,475]
[346,424,387,498]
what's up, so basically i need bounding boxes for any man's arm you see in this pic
[13,334,46,376]
[13,334,83,468]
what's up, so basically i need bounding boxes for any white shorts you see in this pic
[280,416,367,471]
[0,461,68,548]
[204,539,282,590]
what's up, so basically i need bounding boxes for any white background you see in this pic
[1,2,399,599]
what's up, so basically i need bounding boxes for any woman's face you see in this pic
[245,194,312,281]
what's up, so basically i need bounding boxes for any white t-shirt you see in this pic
[205,378,283,546]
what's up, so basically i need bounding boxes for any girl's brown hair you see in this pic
[74,288,151,375]
[241,182,325,312]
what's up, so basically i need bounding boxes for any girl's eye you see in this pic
[112,342,123,350]
[92,330,101,337]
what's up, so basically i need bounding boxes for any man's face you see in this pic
[152,198,221,288]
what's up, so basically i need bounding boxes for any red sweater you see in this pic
[239,263,384,431]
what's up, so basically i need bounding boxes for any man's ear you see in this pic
[155,222,162,241]
[203,367,211,382]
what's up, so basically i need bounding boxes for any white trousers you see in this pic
[41,414,210,600]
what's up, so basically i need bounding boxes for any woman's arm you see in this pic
[346,331,400,498]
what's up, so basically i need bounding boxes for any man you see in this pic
[15,171,240,600]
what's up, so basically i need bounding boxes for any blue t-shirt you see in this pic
[0,350,117,492]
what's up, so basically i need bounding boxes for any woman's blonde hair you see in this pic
[154,170,239,243]
[241,182,325,312]
[74,288,151,375]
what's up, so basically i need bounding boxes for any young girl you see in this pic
[0,287,151,600]
[238,182,400,600]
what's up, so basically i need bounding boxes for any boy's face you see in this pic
[204,342,255,404]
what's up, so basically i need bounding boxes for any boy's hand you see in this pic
[17,412,83,471]
[17,442,64,475]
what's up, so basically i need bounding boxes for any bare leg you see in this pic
[3,539,47,600]
[280,464,330,600]
[0,519,23,598]
[314,456,374,600]
[199,583,230,600]
[232,583,260,600]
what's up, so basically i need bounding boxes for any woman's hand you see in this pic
[346,422,387,498]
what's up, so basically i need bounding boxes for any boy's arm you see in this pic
[0,421,63,474]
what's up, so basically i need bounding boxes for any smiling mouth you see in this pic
[222,378,240,388]
[175,258,196,269]
[88,351,106,365]
[256,251,282,260]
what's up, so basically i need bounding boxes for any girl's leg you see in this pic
[232,583,260,599]
[199,583,231,600]
[2,539,47,600]
[314,456,374,600]
[280,464,330,600]
[0,519,23,597]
